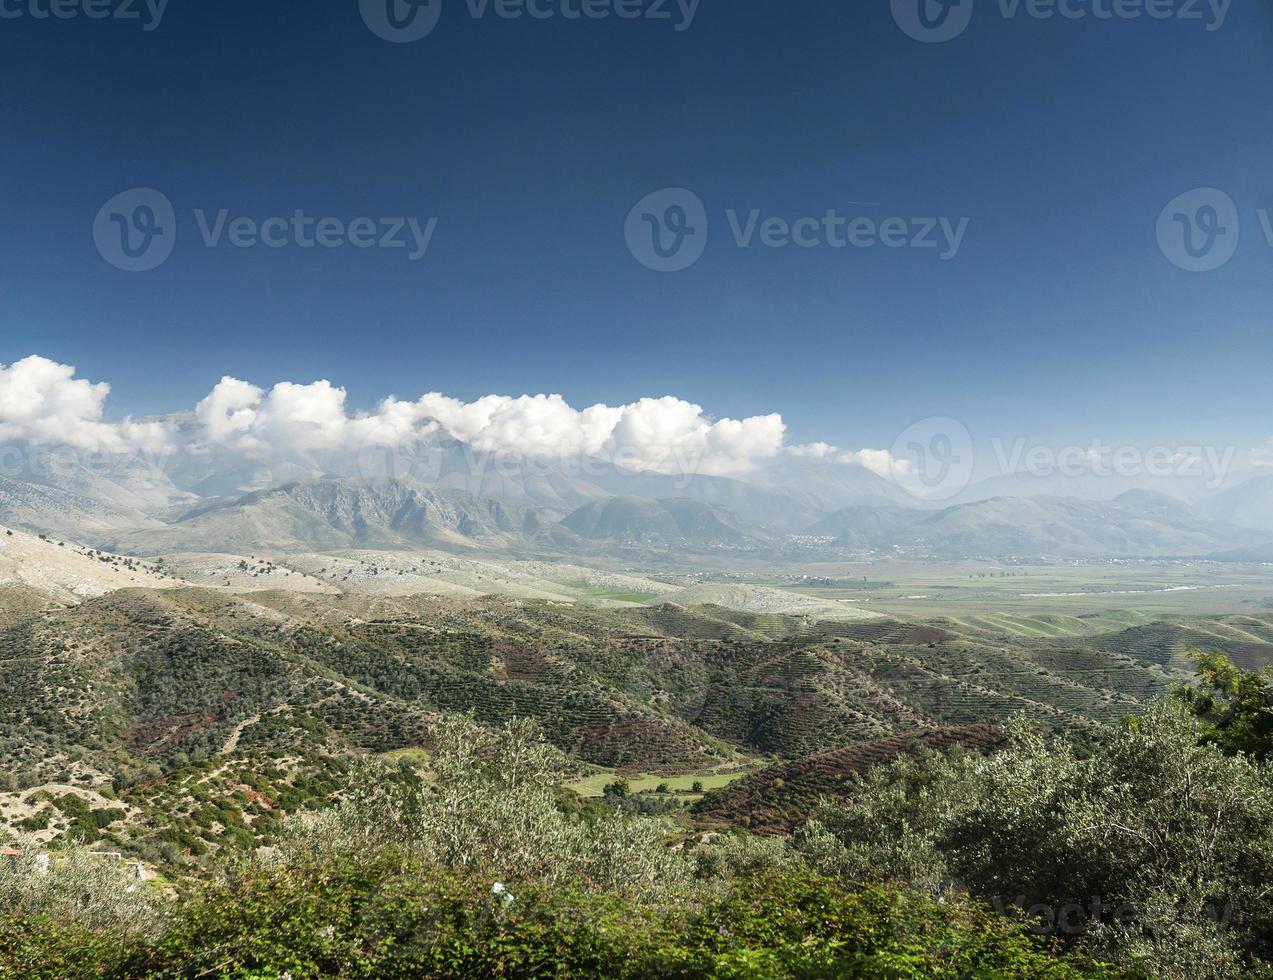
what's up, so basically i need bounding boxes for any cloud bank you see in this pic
[0,354,900,479]
[196,377,787,476]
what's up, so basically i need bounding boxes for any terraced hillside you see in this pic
[1085,614,1273,672]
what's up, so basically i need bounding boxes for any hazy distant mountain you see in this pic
[2,432,1268,562]
[1198,474,1273,531]
[806,506,923,548]
[165,431,822,522]
[1210,544,1273,563]
[429,442,612,511]
[108,480,573,555]
[810,491,1260,558]
[914,493,1258,557]
[562,496,768,549]
[0,441,195,541]
[953,466,1240,506]
[1112,489,1198,522]
[584,468,827,531]
[27,448,197,517]
[752,456,918,510]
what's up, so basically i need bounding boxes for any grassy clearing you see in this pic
[565,768,755,799]
[379,749,755,801]
[378,748,432,767]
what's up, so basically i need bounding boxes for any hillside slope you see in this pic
[0,525,178,604]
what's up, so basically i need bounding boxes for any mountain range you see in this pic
[0,440,1271,560]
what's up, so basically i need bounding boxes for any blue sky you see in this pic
[1,0,1271,455]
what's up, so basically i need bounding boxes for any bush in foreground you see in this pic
[799,701,1273,978]
[0,716,1123,978]
[2,855,1124,979]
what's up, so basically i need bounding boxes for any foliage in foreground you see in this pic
[1,855,1123,979]
[799,699,1273,979]
[0,716,1121,979]
[270,715,692,903]
[17,682,1273,979]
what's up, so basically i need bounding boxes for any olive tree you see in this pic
[799,703,1273,978]
[273,715,692,903]
[0,844,164,934]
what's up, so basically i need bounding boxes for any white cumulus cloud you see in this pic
[0,355,165,452]
[0,355,897,481]
[788,442,909,479]
[195,381,788,476]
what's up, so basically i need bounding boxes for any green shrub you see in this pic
[1,856,1121,979]
[800,702,1273,978]
[1176,650,1273,761]
[272,716,691,904]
